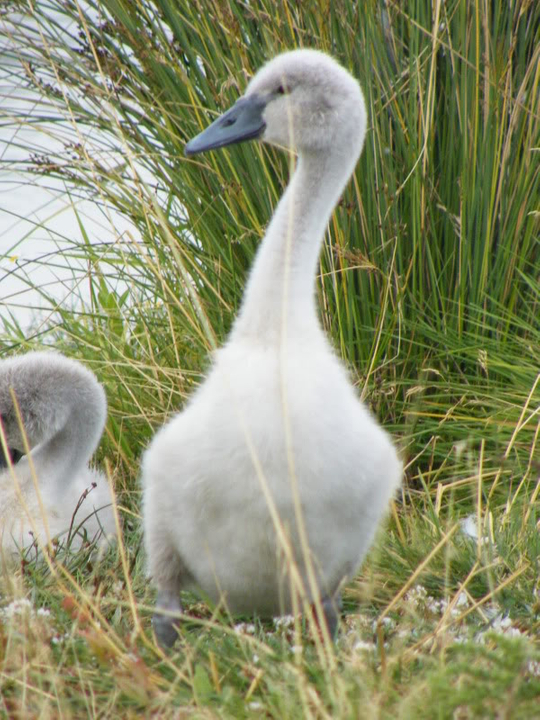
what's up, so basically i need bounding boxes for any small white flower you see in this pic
[405,585,428,607]
[234,622,256,635]
[273,615,295,628]
[354,640,375,652]
[460,515,479,539]
[454,440,468,458]
[493,615,513,631]
[1,599,34,618]
[483,604,501,620]
[51,633,69,645]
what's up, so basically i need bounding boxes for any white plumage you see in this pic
[0,351,116,556]
[142,49,402,645]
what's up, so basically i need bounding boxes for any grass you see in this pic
[1,0,539,716]
[1,486,539,717]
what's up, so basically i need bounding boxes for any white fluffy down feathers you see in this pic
[143,49,402,642]
[0,351,116,556]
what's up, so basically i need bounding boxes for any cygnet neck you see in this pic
[14,363,105,498]
[32,411,99,495]
[230,143,359,343]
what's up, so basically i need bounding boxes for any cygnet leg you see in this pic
[146,517,190,648]
[152,590,182,649]
[320,593,342,638]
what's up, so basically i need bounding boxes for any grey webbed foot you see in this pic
[152,591,182,648]
[152,612,180,648]
[320,593,342,638]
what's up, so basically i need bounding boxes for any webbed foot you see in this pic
[319,593,342,638]
[152,591,182,648]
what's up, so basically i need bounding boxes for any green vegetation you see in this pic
[1,0,539,717]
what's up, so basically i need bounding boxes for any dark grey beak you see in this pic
[0,446,23,468]
[185,95,267,156]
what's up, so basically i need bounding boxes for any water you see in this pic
[0,6,137,334]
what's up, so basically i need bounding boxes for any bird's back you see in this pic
[0,460,116,556]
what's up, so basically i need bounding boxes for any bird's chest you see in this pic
[198,344,357,482]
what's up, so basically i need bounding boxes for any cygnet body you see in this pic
[143,49,402,646]
[0,351,116,556]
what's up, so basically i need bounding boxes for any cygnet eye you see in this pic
[275,84,289,95]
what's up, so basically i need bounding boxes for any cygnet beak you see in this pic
[185,95,267,156]
[0,446,23,468]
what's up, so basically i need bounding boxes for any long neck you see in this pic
[31,405,102,494]
[230,146,358,342]
[8,360,106,496]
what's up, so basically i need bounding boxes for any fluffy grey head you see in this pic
[247,49,367,154]
[186,49,367,159]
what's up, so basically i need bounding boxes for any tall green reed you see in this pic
[1,0,538,498]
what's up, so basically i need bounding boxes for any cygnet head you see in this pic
[185,49,367,159]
